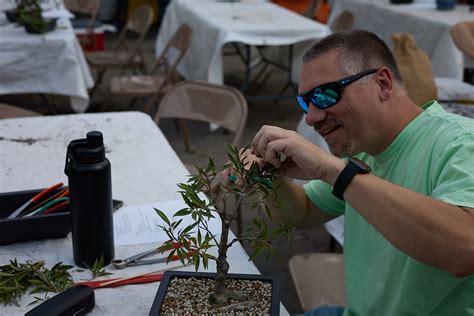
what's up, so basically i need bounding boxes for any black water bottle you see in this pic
[65,131,114,268]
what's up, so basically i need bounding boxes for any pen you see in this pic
[25,197,69,217]
[21,188,68,216]
[7,182,63,219]
[42,200,70,215]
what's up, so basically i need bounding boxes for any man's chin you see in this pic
[327,142,352,158]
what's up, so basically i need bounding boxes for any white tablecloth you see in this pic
[156,0,330,84]
[330,0,473,80]
[0,12,93,112]
[0,112,288,315]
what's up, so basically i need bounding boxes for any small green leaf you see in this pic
[154,208,170,226]
[181,222,199,236]
[174,208,192,217]
[264,205,273,220]
[194,255,200,272]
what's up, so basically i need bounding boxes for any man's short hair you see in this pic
[303,30,404,84]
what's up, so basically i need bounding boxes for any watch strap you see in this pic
[332,158,369,200]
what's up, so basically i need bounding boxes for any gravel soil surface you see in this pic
[160,276,273,315]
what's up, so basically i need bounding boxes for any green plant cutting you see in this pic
[155,144,295,308]
[0,256,111,306]
[0,259,73,306]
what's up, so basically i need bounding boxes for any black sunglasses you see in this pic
[296,69,378,113]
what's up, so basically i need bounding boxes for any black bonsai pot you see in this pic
[24,18,57,34]
[4,9,18,23]
[149,271,280,315]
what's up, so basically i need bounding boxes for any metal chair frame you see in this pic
[87,5,154,97]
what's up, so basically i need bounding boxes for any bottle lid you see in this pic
[69,131,106,163]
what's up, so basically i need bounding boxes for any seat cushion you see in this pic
[110,75,167,96]
[86,51,143,67]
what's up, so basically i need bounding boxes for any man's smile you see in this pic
[316,125,342,138]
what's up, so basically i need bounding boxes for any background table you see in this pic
[0,112,288,315]
[0,3,93,112]
[155,0,330,85]
[330,0,473,80]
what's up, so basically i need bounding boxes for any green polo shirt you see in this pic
[304,101,474,315]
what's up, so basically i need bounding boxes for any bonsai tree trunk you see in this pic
[212,218,231,305]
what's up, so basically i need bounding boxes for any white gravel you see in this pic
[160,276,273,315]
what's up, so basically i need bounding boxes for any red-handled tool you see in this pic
[74,261,192,289]
[112,242,194,269]
[7,182,63,219]
[74,273,164,289]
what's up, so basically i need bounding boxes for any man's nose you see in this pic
[305,103,327,125]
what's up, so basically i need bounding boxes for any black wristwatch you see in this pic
[332,158,371,200]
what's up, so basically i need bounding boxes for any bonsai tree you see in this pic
[16,0,50,34]
[155,145,294,307]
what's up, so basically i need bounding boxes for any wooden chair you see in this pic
[110,24,193,114]
[0,103,42,119]
[154,80,248,153]
[86,5,154,96]
[64,0,101,50]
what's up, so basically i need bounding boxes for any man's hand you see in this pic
[251,125,345,184]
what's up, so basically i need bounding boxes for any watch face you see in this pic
[350,158,371,173]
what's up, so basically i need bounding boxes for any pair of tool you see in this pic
[112,243,193,269]
[75,261,189,289]
[8,182,68,219]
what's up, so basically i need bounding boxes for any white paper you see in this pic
[113,200,222,246]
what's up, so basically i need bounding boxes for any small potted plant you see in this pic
[149,145,294,315]
[16,0,56,34]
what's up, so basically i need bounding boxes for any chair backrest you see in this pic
[449,21,474,62]
[64,0,101,22]
[289,253,346,311]
[155,80,248,148]
[113,5,154,53]
[391,33,438,106]
[330,10,354,32]
[64,0,101,48]
[151,24,193,81]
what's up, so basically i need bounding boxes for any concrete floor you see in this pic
[0,26,343,314]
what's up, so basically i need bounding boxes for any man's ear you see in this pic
[375,67,393,101]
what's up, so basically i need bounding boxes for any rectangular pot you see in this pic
[149,271,280,315]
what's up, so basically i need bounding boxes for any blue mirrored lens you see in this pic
[296,95,308,113]
[311,88,339,109]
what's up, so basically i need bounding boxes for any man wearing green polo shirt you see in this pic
[247,30,474,315]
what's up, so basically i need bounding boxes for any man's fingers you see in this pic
[265,138,289,168]
[252,126,289,158]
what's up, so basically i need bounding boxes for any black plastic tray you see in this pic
[0,188,71,245]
